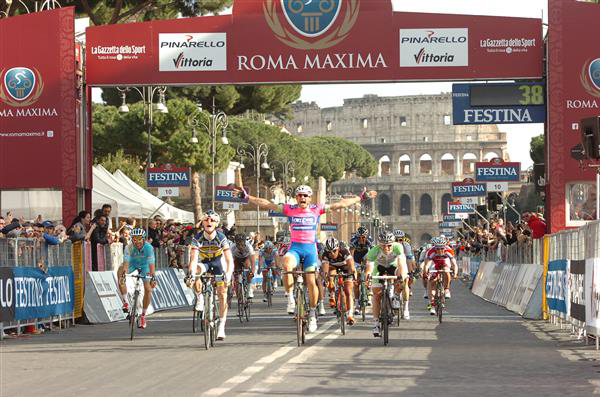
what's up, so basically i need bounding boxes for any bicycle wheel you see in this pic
[211,294,218,346]
[338,288,346,335]
[437,282,444,324]
[266,272,273,307]
[129,291,139,341]
[296,287,304,346]
[245,293,251,322]
[382,293,390,346]
[203,292,211,350]
[237,281,244,323]
[192,296,200,333]
[397,292,402,327]
[360,282,367,322]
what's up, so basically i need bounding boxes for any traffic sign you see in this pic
[158,187,179,197]
[452,82,546,125]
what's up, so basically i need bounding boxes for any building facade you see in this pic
[284,93,509,245]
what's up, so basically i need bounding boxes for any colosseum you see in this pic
[284,93,509,245]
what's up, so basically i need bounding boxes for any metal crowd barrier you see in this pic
[0,238,76,340]
[479,241,535,265]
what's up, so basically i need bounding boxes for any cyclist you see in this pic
[423,238,457,315]
[260,240,277,302]
[321,237,356,325]
[231,234,257,299]
[275,233,290,289]
[118,228,156,329]
[188,210,234,340]
[422,236,458,296]
[315,240,327,316]
[366,230,409,337]
[236,184,376,333]
[393,230,417,296]
[349,226,373,313]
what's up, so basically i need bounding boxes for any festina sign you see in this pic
[443,215,459,222]
[147,166,190,187]
[451,181,487,197]
[439,221,460,228]
[448,201,475,214]
[215,185,249,203]
[475,161,520,182]
[321,223,338,232]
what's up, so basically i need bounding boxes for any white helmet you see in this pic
[295,185,313,196]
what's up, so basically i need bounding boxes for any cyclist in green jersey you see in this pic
[365,231,409,337]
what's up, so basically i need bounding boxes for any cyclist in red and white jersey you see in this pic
[422,237,458,313]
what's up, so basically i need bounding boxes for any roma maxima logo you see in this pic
[0,67,44,107]
[581,58,600,98]
[263,0,360,50]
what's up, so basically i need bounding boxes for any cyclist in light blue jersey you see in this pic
[118,228,156,329]
[260,240,278,302]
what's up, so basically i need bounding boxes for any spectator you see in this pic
[87,215,111,271]
[147,219,161,248]
[523,212,546,239]
[42,221,61,245]
[67,210,91,241]
[101,204,113,230]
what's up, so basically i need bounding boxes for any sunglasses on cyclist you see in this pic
[132,236,144,242]
[381,244,392,249]
[297,194,311,198]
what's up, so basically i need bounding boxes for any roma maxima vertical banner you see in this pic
[547,1,600,232]
[0,8,77,222]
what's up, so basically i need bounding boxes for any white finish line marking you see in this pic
[201,319,337,397]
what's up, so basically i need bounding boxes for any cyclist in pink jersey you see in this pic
[236,184,376,333]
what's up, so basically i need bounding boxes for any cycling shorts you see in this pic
[234,256,251,272]
[326,263,353,280]
[128,263,152,280]
[192,257,224,277]
[372,265,398,285]
[262,258,275,269]
[284,242,319,272]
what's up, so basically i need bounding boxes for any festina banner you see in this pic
[146,166,191,187]
[546,259,570,318]
[585,258,600,335]
[85,0,542,86]
[452,181,487,197]
[448,201,475,214]
[475,161,520,182]
[4,266,75,321]
[320,223,338,232]
[215,185,249,203]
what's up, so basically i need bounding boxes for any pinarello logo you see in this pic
[581,58,600,98]
[0,67,44,107]
[263,0,360,50]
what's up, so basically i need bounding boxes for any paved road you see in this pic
[1,281,599,397]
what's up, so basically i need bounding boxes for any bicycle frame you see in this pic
[372,275,397,346]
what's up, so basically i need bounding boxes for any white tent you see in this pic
[111,169,194,223]
[92,167,143,219]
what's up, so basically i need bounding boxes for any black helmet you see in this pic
[357,226,369,236]
[234,233,246,243]
[324,237,340,252]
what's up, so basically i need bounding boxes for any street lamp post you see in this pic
[189,97,229,211]
[237,143,269,234]
[117,86,168,169]
[269,160,296,203]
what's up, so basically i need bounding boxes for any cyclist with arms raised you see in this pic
[321,237,356,325]
[366,231,409,337]
[188,210,234,340]
[118,228,156,329]
[236,184,376,333]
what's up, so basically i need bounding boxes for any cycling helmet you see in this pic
[295,185,313,196]
[246,236,254,245]
[201,209,221,224]
[234,233,246,243]
[324,237,340,252]
[264,241,274,250]
[356,226,369,236]
[131,228,146,238]
[432,237,446,248]
[378,230,394,244]
[393,229,405,239]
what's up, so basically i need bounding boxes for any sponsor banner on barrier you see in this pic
[85,272,128,323]
[152,269,189,310]
[0,267,15,321]
[173,269,195,306]
[546,259,570,318]
[6,266,75,321]
[585,258,600,334]
[471,261,496,298]
[569,259,586,324]
[469,256,482,279]
[506,264,543,316]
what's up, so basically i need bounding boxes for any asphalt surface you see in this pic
[1,281,599,397]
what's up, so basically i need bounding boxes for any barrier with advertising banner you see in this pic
[546,259,570,320]
[0,266,75,321]
[585,258,600,337]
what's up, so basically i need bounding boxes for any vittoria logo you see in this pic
[0,67,44,107]
[263,0,360,50]
[581,58,600,98]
